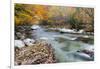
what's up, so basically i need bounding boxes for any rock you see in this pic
[15,26,33,39]
[80,50,94,57]
[75,52,92,60]
[23,38,35,46]
[76,47,94,60]
[15,32,26,40]
[82,35,89,38]
[31,25,40,30]
[15,41,56,65]
[59,28,76,33]
[15,26,25,32]
[59,29,85,34]
[84,46,94,52]
[77,29,84,33]
[15,40,25,48]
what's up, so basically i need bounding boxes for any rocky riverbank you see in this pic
[15,25,57,65]
[15,40,57,65]
[15,25,94,65]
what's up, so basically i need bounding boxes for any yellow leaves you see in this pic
[15,12,33,25]
[15,4,34,25]
[15,16,21,25]
[15,3,94,28]
[15,4,49,25]
[22,14,33,23]
[33,5,48,20]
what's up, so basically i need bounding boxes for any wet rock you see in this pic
[15,26,25,33]
[15,32,26,40]
[31,25,40,30]
[74,52,92,61]
[23,38,35,46]
[77,29,84,34]
[15,41,56,65]
[80,50,94,57]
[15,26,33,39]
[15,40,25,48]
[59,28,85,34]
[59,28,76,33]
[76,49,94,61]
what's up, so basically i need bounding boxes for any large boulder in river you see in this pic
[74,52,93,61]
[15,41,56,65]
[76,49,94,61]
[76,46,94,61]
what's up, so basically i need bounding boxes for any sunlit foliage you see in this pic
[15,4,94,32]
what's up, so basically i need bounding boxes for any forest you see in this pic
[15,4,94,32]
[14,4,94,65]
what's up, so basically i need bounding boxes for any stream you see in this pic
[31,25,94,62]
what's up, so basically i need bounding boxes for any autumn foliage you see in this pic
[15,4,94,32]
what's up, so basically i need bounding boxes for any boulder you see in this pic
[77,29,84,33]
[15,40,25,48]
[76,47,94,60]
[31,25,40,30]
[59,28,77,34]
[15,32,26,40]
[74,52,92,61]
[23,38,35,46]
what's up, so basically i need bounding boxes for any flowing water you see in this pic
[31,25,94,62]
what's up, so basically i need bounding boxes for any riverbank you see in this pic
[15,25,57,65]
[15,40,57,65]
[15,25,94,65]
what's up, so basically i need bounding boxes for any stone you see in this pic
[23,38,35,46]
[15,40,25,48]
[15,41,56,65]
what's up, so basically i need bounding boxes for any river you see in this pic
[31,25,94,62]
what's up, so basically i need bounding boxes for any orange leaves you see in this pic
[33,5,48,20]
[15,3,94,30]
